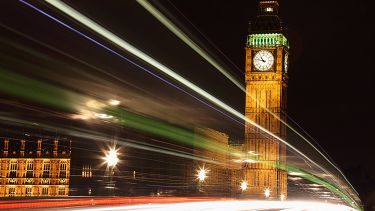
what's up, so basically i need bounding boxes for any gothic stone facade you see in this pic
[0,138,71,197]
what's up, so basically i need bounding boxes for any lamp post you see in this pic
[240,180,248,192]
[104,148,119,196]
[264,187,271,199]
[196,167,207,193]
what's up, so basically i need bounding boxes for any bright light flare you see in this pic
[264,188,271,198]
[196,167,207,182]
[105,148,119,167]
[240,181,247,191]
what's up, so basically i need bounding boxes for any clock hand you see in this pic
[260,56,266,62]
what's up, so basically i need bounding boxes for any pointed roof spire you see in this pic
[249,0,284,34]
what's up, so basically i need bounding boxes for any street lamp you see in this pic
[240,180,248,191]
[196,166,208,194]
[105,148,119,167]
[264,188,271,198]
[104,147,119,196]
[197,167,207,182]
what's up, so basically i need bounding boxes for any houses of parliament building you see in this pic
[0,137,71,197]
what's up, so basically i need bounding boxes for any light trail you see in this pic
[17,0,245,129]
[0,197,358,211]
[135,0,357,198]
[0,114,355,206]
[40,0,352,197]
[70,200,357,211]
[136,0,245,92]
[17,1,360,208]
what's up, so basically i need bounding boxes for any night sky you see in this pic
[1,0,375,207]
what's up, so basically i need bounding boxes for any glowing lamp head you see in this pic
[105,148,119,167]
[197,168,207,182]
[264,188,271,198]
[240,181,248,191]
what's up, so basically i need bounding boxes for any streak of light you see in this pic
[136,0,245,91]
[41,0,338,188]
[289,172,305,176]
[0,72,360,208]
[95,113,113,119]
[68,200,358,211]
[289,177,302,181]
[18,0,244,128]
[0,115,220,165]
[108,99,120,106]
[18,1,360,208]
[135,0,356,196]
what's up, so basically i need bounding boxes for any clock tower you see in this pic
[243,0,288,199]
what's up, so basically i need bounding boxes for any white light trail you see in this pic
[70,200,358,211]
[136,0,245,92]
[42,1,359,207]
[108,99,120,106]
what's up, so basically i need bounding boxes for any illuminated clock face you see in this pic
[284,53,289,73]
[253,50,274,71]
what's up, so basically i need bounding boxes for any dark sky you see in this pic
[1,0,375,205]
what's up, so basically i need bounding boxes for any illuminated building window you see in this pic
[9,178,15,184]
[41,178,50,185]
[60,162,67,178]
[8,187,15,196]
[42,187,49,195]
[266,7,273,12]
[58,188,65,195]
[25,178,32,185]
[42,161,50,178]
[60,179,66,185]
[26,187,32,196]
[26,161,34,178]
[9,161,17,178]
[82,165,92,178]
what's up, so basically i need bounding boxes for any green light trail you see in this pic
[0,68,230,158]
[0,68,85,112]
